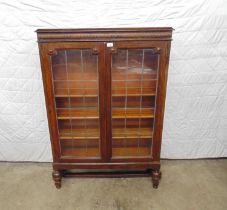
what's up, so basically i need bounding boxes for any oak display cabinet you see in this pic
[37,28,173,189]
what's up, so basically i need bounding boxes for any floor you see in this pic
[0,160,226,210]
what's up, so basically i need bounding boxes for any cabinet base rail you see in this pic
[52,167,161,189]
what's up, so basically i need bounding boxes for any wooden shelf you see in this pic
[52,70,98,81]
[59,128,99,139]
[55,93,156,98]
[112,93,156,97]
[61,146,151,157]
[112,108,154,119]
[57,108,154,119]
[112,138,151,147]
[55,94,98,98]
[54,85,157,98]
[60,128,152,138]
[57,109,99,119]
[61,147,100,157]
[112,147,151,157]
[112,128,153,138]
[112,70,158,80]
[61,139,150,148]
[54,85,99,97]
[112,87,157,96]
[60,139,99,148]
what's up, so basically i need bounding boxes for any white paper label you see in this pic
[107,42,113,47]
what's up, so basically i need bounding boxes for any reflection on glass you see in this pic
[51,49,100,157]
[111,49,159,157]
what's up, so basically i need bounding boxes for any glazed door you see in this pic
[43,42,106,161]
[106,42,163,161]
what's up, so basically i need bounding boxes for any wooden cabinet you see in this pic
[37,28,173,189]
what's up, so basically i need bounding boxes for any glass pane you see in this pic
[51,49,100,158]
[111,49,159,157]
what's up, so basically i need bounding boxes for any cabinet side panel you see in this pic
[38,43,61,162]
[152,41,171,161]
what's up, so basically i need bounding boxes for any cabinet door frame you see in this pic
[105,41,171,162]
[38,42,107,163]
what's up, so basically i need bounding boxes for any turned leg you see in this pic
[152,170,161,189]
[52,170,62,189]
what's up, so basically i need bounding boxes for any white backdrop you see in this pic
[0,0,227,161]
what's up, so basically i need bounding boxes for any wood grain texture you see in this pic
[37,28,173,189]
[37,28,173,42]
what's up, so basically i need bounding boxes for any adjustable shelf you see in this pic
[112,108,154,119]
[55,94,98,98]
[62,145,151,157]
[57,108,154,119]
[54,86,157,98]
[112,127,153,138]
[59,128,100,139]
[55,92,156,97]
[112,147,151,157]
[112,138,152,147]
[54,88,98,97]
[61,147,100,157]
[57,108,99,119]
